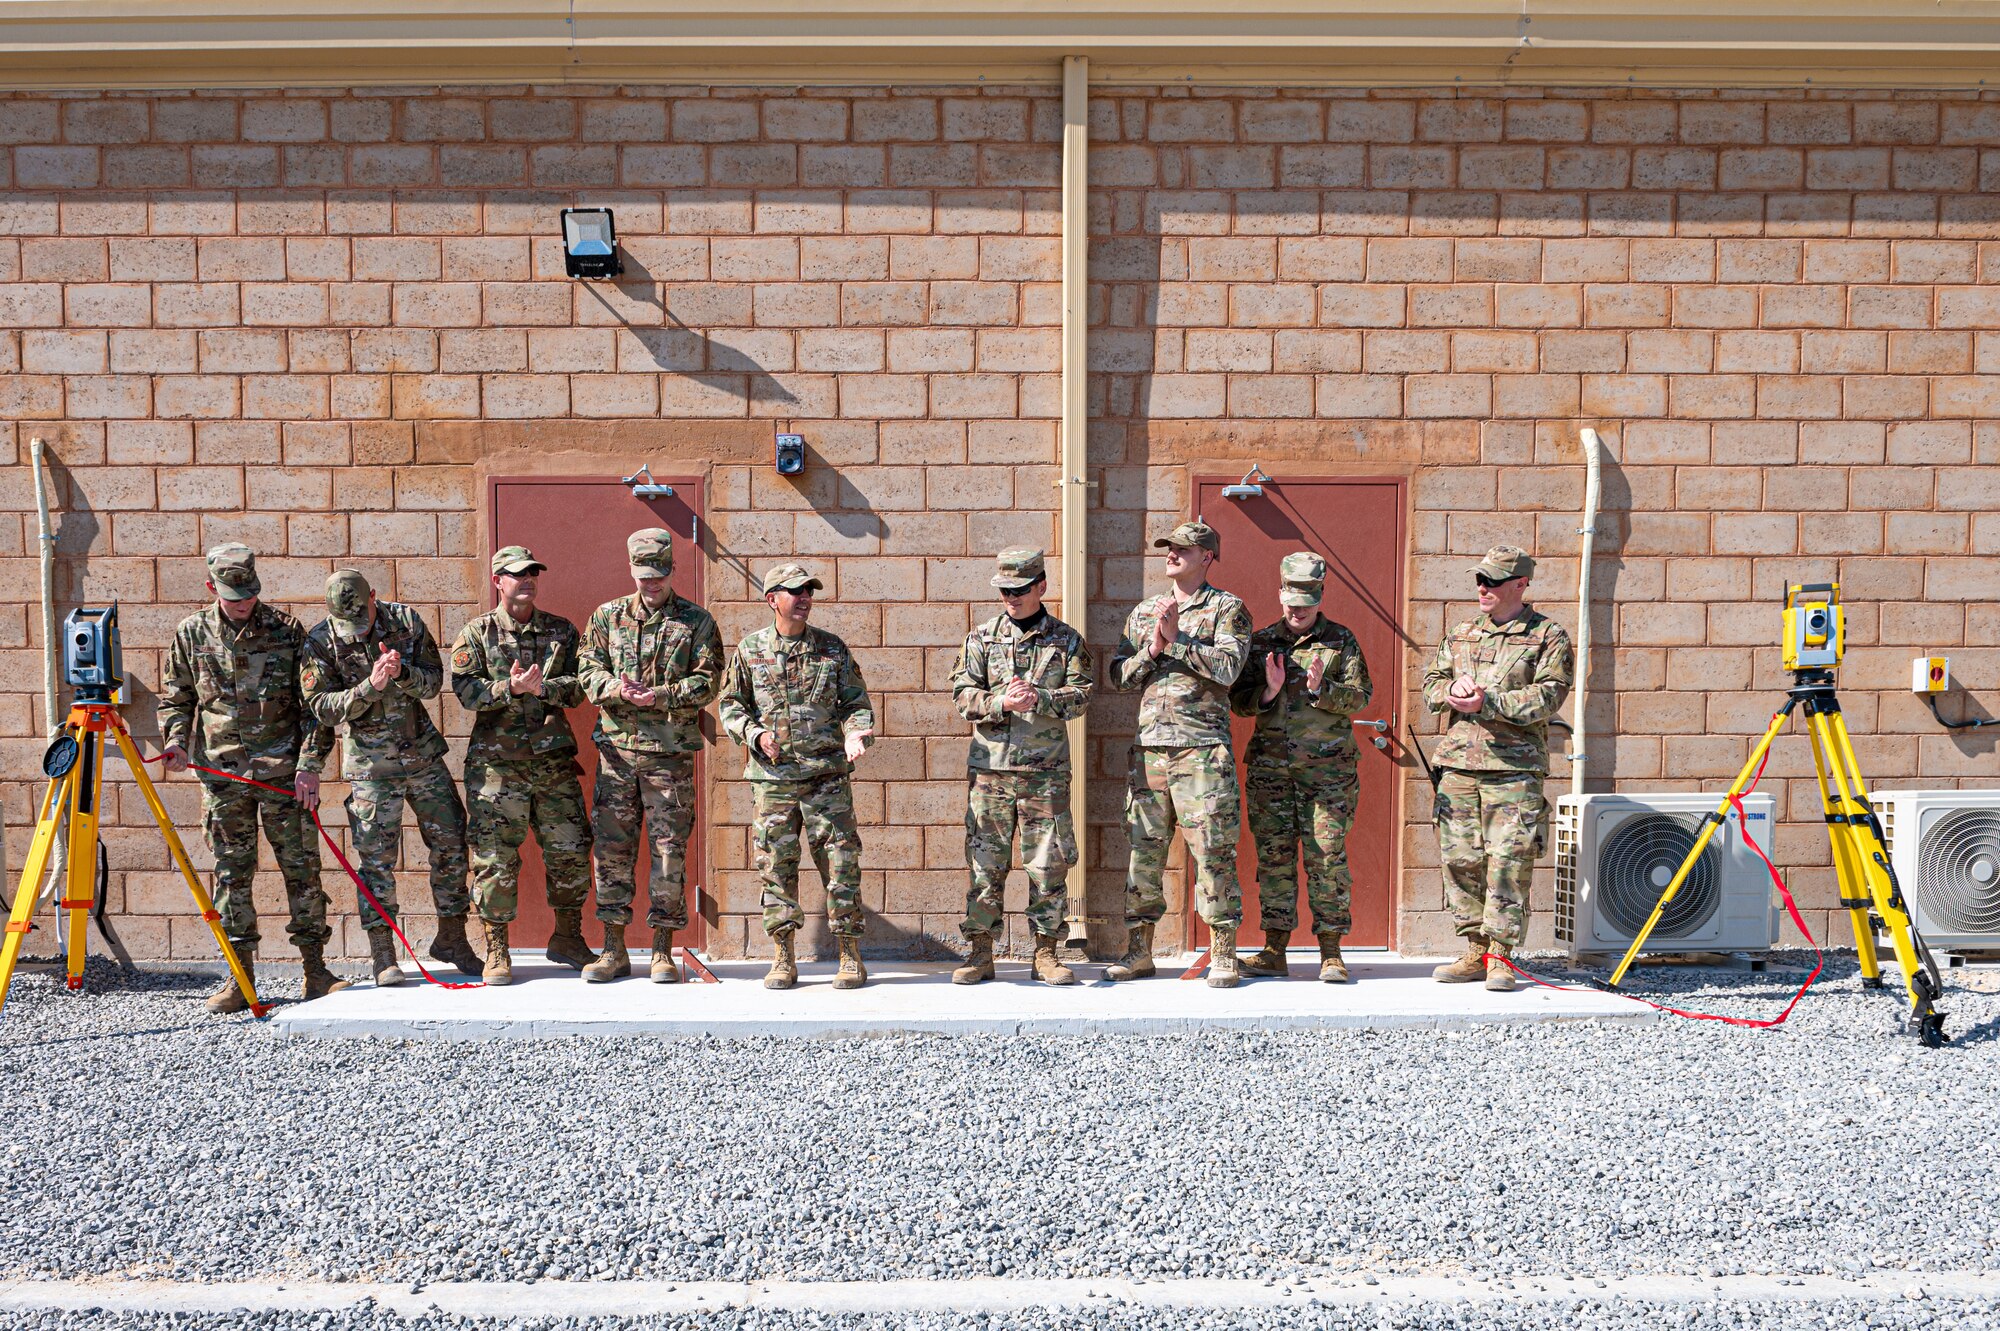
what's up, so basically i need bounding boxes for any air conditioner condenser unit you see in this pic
[1555,792,1780,960]
[1870,790,2000,955]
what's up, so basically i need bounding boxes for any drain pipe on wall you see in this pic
[1572,427,1604,798]
[31,436,67,900]
[1058,54,1092,954]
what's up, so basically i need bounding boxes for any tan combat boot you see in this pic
[367,927,406,987]
[299,941,350,1001]
[546,909,597,971]
[582,930,631,983]
[1317,933,1351,984]
[429,914,483,977]
[1485,942,1518,992]
[1238,929,1291,978]
[952,934,995,985]
[1432,934,1488,984]
[832,935,868,990]
[1105,922,1156,982]
[764,930,799,990]
[1206,924,1241,989]
[1032,934,1077,987]
[481,919,513,987]
[205,950,255,1015]
[650,927,680,984]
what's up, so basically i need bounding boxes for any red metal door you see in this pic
[1187,475,1409,950]
[489,475,706,951]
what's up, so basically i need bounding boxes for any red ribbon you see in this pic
[130,721,480,990]
[1490,739,1824,1028]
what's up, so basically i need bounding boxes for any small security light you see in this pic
[561,207,622,279]
[775,433,806,476]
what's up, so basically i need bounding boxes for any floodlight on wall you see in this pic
[561,207,623,279]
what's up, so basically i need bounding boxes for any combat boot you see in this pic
[650,927,680,984]
[764,930,798,990]
[1317,932,1351,984]
[1432,934,1487,984]
[952,934,995,985]
[832,935,868,990]
[205,950,255,1015]
[299,941,350,1001]
[429,914,482,977]
[1105,922,1156,982]
[1206,924,1241,989]
[1238,929,1291,978]
[481,919,513,987]
[1032,934,1077,986]
[1484,942,1518,993]
[583,930,631,983]
[546,909,597,971]
[367,927,406,987]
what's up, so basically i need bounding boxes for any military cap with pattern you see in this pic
[204,542,261,601]
[760,563,824,595]
[991,548,1046,590]
[1471,545,1535,582]
[1153,520,1221,554]
[627,527,674,578]
[491,544,547,576]
[1278,550,1326,607]
[325,568,373,630]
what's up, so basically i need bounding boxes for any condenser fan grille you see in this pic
[1597,812,1721,939]
[1915,808,2000,934]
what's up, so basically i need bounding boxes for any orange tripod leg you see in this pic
[0,770,69,1016]
[63,717,106,992]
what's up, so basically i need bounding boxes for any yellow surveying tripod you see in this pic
[1607,584,1947,1047]
[0,605,265,1018]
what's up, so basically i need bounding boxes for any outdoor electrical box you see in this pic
[775,433,806,476]
[1913,656,1951,694]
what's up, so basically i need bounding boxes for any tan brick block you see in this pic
[390,374,479,419]
[157,465,244,512]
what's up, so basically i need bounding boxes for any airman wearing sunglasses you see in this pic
[1419,545,1574,991]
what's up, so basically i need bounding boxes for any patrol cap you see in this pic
[1471,545,1535,582]
[628,528,674,579]
[1278,550,1325,608]
[492,544,546,576]
[326,568,373,631]
[991,548,1046,591]
[761,563,824,595]
[1153,520,1221,555]
[204,543,261,601]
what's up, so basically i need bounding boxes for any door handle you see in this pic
[1351,719,1389,732]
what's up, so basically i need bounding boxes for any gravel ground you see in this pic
[8,1304,2000,1331]
[1,954,1997,1303]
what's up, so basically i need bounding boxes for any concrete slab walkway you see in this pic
[268,950,1652,1040]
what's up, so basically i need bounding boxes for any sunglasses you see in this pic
[999,579,1044,598]
[1475,574,1519,590]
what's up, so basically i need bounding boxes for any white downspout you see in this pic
[1572,427,1604,797]
[1059,54,1091,952]
[31,436,67,902]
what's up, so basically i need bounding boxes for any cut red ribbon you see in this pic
[131,723,480,990]
[1491,738,1824,1028]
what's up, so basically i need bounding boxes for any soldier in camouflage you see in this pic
[1106,520,1253,989]
[1420,545,1575,992]
[158,544,342,1012]
[301,568,479,988]
[448,545,597,987]
[948,549,1094,988]
[576,528,723,984]
[717,564,875,991]
[1229,552,1373,983]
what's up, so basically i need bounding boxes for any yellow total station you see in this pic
[1607,583,1947,1047]
[0,605,266,1020]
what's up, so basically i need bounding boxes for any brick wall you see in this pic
[3,84,1999,964]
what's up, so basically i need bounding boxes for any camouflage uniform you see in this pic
[717,566,874,939]
[576,581,723,933]
[1230,592,1373,937]
[157,549,334,952]
[300,573,471,929]
[448,600,592,925]
[1421,550,1575,950]
[950,550,1094,941]
[1109,531,1253,930]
